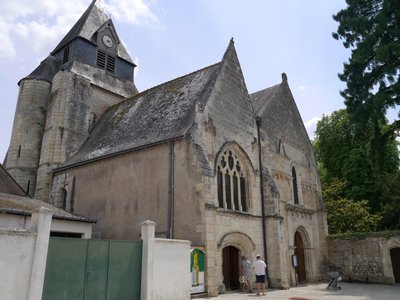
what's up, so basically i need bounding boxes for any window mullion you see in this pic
[230,172,234,209]
[237,175,242,211]
[222,170,227,209]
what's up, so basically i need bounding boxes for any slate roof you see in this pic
[250,83,281,116]
[0,164,28,197]
[0,192,95,223]
[22,55,60,84]
[250,76,314,160]
[61,63,221,168]
[51,0,133,64]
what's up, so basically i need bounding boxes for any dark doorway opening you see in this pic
[390,247,400,283]
[222,246,240,290]
[294,231,306,283]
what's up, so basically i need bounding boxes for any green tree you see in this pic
[323,179,381,234]
[314,109,399,220]
[313,110,356,185]
[379,173,400,229]
[314,110,377,204]
[333,0,400,174]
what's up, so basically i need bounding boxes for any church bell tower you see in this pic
[4,0,138,201]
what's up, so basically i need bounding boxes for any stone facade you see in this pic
[4,1,329,297]
[49,41,327,295]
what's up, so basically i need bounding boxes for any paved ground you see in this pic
[194,283,400,300]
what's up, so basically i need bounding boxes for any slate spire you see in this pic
[50,0,133,64]
[51,0,103,54]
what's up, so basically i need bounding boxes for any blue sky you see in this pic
[0,0,351,162]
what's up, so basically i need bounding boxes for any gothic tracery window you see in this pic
[217,150,248,212]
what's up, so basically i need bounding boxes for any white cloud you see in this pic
[304,116,321,140]
[104,0,159,27]
[0,0,158,59]
[0,19,16,58]
[297,85,308,91]
[305,117,321,129]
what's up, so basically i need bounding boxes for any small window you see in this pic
[17,145,21,158]
[292,167,299,204]
[217,150,248,212]
[26,180,30,195]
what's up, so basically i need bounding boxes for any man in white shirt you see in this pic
[253,254,267,295]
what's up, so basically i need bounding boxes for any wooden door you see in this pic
[222,246,240,290]
[390,247,400,283]
[294,232,306,283]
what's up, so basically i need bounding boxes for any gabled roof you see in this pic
[51,0,133,64]
[0,164,28,197]
[251,83,281,116]
[250,73,314,157]
[60,63,221,168]
[0,192,95,223]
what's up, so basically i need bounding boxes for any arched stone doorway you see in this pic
[390,247,400,283]
[222,246,240,290]
[294,231,306,283]
[217,232,256,292]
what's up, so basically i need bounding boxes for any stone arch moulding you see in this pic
[216,232,256,293]
[217,231,256,252]
[213,141,255,176]
[294,226,311,248]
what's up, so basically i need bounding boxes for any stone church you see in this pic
[4,0,328,296]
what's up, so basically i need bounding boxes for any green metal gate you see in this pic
[42,238,142,300]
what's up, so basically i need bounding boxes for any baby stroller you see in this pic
[327,271,343,290]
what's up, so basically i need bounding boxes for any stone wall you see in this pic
[327,233,400,284]
[0,209,53,300]
[141,220,191,300]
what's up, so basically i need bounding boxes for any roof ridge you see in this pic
[51,0,105,54]
[250,82,281,96]
[125,62,221,103]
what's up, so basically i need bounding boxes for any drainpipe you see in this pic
[167,140,175,239]
[256,117,268,266]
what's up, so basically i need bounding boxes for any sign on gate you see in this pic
[190,247,205,294]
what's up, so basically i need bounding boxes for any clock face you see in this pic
[102,35,113,48]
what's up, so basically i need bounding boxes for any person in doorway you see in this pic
[253,254,267,296]
[241,256,253,292]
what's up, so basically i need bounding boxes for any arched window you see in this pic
[217,150,247,212]
[292,166,299,205]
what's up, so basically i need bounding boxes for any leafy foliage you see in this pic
[379,172,400,229]
[333,0,400,141]
[322,179,381,234]
[314,109,400,230]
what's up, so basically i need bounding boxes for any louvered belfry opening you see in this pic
[62,44,70,64]
[96,50,115,73]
